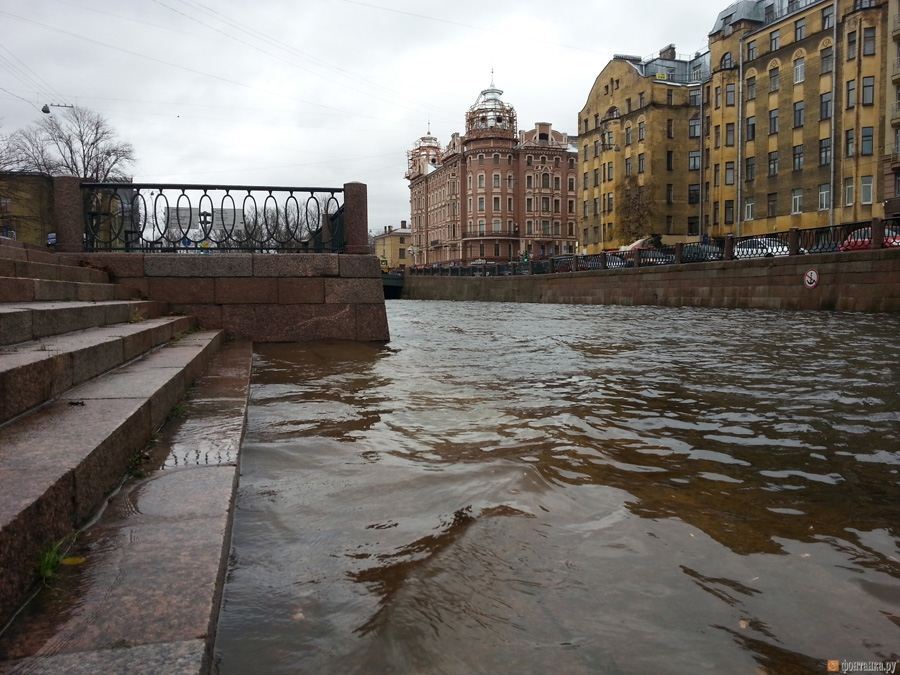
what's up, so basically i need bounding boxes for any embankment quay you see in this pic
[403,246,900,313]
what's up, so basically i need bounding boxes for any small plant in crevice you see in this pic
[38,540,64,582]
[128,307,144,323]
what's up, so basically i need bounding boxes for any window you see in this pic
[493,173,501,188]
[845,177,855,206]
[846,129,855,157]
[689,151,701,170]
[625,157,633,176]
[582,172,589,189]
[769,67,780,92]
[689,117,701,138]
[822,5,834,30]
[847,79,857,108]
[690,88,701,106]
[747,40,757,60]
[793,57,805,84]
[847,31,856,60]
[770,29,780,52]
[767,192,777,217]
[746,156,756,181]
[791,188,803,214]
[721,52,733,69]
[714,163,721,186]
[667,119,674,139]
[639,91,645,107]
[769,108,779,134]
[818,183,831,210]
[726,84,735,106]
[527,174,534,189]
[725,200,734,224]
[746,76,756,99]
[862,27,875,56]
[527,155,533,166]
[638,121,646,141]
[820,92,832,119]
[726,123,735,146]
[667,150,674,171]
[861,126,874,155]
[688,184,700,204]
[862,76,874,105]
[477,174,485,188]
[746,116,756,140]
[795,18,806,42]
[715,86,721,109]
[666,183,674,203]
[713,201,719,225]
[493,196,500,210]
[745,197,755,220]
[638,154,645,173]
[542,173,550,189]
[625,126,632,145]
[821,46,833,73]
[527,197,533,212]
[666,88,673,105]
[793,101,805,127]
[768,151,779,176]
[793,144,804,170]
[725,161,735,185]
[715,125,721,148]
[478,196,485,211]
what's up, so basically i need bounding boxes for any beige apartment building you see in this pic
[406,83,578,266]
[579,0,889,250]
[373,222,411,270]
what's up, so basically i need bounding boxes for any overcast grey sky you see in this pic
[0,0,727,230]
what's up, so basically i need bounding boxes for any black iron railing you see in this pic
[408,222,897,276]
[81,182,344,252]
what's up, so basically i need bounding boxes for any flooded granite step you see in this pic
[0,339,252,675]
[0,276,139,303]
[0,330,224,631]
[0,300,168,346]
[0,314,194,425]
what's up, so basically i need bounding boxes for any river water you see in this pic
[216,301,900,674]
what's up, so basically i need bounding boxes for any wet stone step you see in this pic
[0,330,224,630]
[0,340,252,673]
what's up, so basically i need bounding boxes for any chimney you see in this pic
[659,44,676,60]
[401,220,407,228]
[388,226,393,233]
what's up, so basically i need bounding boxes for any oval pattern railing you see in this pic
[81,183,344,252]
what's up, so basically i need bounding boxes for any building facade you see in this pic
[578,46,711,252]
[373,222,411,270]
[579,0,889,250]
[406,83,578,266]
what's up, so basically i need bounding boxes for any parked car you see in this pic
[838,225,900,251]
[682,243,723,262]
[734,236,795,258]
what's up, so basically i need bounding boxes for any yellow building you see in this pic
[706,0,888,236]
[373,223,412,271]
[579,0,889,247]
[578,47,710,252]
[0,172,54,246]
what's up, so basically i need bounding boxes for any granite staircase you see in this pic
[0,239,225,631]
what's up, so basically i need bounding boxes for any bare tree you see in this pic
[616,175,652,243]
[7,106,134,181]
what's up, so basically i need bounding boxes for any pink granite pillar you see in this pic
[52,176,84,253]
[343,182,370,254]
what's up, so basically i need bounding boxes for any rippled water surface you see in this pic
[217,301,900,674]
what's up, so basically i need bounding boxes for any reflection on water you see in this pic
[217,301,900,674]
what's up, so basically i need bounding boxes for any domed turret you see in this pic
[405,125,442,180]
[465,79,516,137]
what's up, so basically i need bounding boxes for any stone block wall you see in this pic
[403,248,900,313]
[60,253,390,341]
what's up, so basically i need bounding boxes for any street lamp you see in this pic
[41,103,74,114]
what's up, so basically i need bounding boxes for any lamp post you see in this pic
[41,103,74,114]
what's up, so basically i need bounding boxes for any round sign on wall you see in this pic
[803,269,819,289]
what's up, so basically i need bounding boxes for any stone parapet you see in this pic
[403,248,900,314]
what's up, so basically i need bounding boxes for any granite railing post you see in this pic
[342,182,370,254]
[634,249,642,269]
[52,176,84,253]
[871,218,885,250]
[788,228,800,256]
[599,252,607,269]
[674,243,684,265]
[724,235,735,260]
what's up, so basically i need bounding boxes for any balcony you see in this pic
[892,102,900,126]
[890,152,900,168]
[461,228,520,240]
[892,58,900,83]
[894,13,900,38]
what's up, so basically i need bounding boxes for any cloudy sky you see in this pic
[0,0,727,230]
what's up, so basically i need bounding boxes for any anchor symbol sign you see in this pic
[803,269,819,289]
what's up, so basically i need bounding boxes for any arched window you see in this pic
[541,173,551,188]
[721,52,733,69]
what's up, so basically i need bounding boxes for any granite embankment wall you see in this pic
[59,252,389,341]
[403,248,900,313]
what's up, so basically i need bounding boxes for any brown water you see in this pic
[216,301,900,674]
